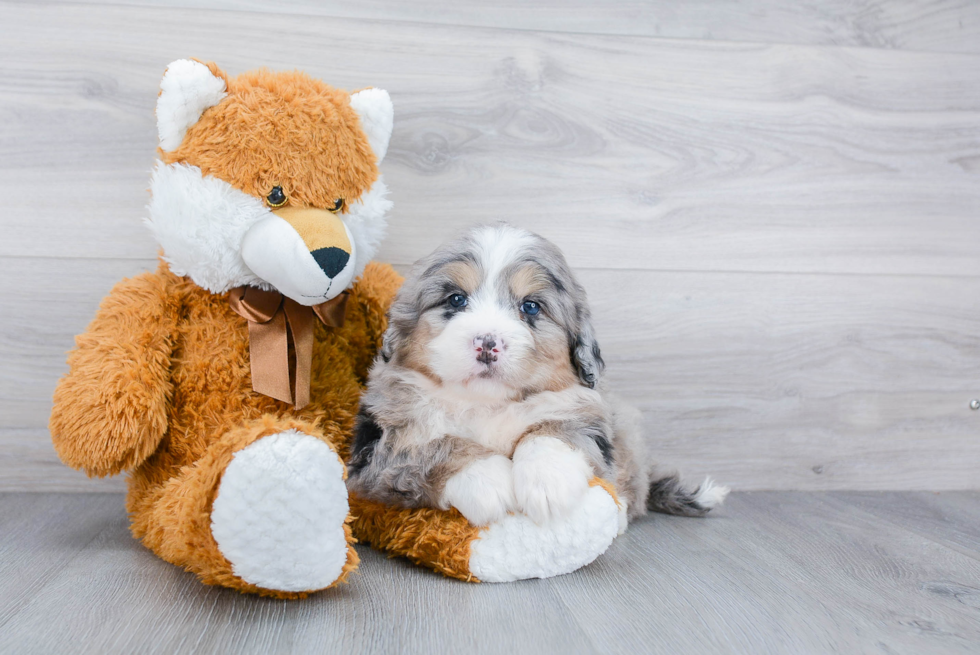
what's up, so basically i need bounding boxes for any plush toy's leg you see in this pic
[128,416,358,598]
[349,478,623,583]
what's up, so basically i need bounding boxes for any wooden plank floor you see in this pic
[1,492,978,654]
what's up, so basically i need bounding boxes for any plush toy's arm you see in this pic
[357,261,403,312]
[350,477,623,583]
[49,271,177,477]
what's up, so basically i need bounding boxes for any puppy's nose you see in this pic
[474,334,501,365]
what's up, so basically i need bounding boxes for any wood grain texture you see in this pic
[550,491,980,653]
[830,490,980,559]
[1,492,978,653]
[36,0,980,54]
[0,1,978,491]
[0,429,126,492]
[1,2,979,276]
[0,257,159,433]
[585,269,980,490]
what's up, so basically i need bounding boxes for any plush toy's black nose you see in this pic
[311,247,350,279]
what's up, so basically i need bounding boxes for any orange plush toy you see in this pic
[50,60,401,598]
[51,60,624,597]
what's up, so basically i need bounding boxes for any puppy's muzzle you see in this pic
[241,206,357,306]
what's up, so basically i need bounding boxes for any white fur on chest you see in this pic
[399,371,600,453]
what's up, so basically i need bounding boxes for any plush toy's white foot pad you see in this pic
[211,430,350,592]
[468,484,620,583]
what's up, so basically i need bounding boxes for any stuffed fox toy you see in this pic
[49,60,624,598]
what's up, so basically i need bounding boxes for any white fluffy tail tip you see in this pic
[694,477,730,509]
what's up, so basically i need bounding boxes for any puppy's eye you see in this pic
[521,300,540,316]
[329,198,345,213]
[448,293,468,309]
[266,186,287,208]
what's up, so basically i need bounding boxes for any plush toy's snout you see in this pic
[274,206,353,277]
[241,207,357,306]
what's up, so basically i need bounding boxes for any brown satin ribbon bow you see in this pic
[228,286,348,409]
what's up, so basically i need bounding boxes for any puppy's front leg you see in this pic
[440,455,518,526]
[513,436,593,525]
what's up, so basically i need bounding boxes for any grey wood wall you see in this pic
[1,0,978,492]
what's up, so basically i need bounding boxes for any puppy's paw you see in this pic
[440,455,517,526]
[513,437,592,525]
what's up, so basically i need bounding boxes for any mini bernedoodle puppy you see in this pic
[348,224,728,527]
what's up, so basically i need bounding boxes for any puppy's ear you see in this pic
[380,326,397,363]
[571,309,604,388]
[380,282,419,364]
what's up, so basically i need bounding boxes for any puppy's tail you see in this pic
[646,474,729,517]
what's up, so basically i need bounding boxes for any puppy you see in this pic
[347,224,727,526]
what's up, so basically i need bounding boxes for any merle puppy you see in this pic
[348,224,727,527]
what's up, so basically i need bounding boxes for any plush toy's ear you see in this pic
[350,88,393,164]
[156,59,227,152]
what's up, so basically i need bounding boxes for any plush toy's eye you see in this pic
[448,293,468,309]
[329,198,345,213]
[266,186,287,208]
[521,300,541,316]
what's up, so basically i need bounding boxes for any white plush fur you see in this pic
[146,162,391,297]
[343,176,392,282]
[440,455,517,526]
[210,430,351,592]
[146,161,272,294]
[350,88,394,163]
[468,484,620,583]
[156,59,226,152]
[513,437,593,525]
